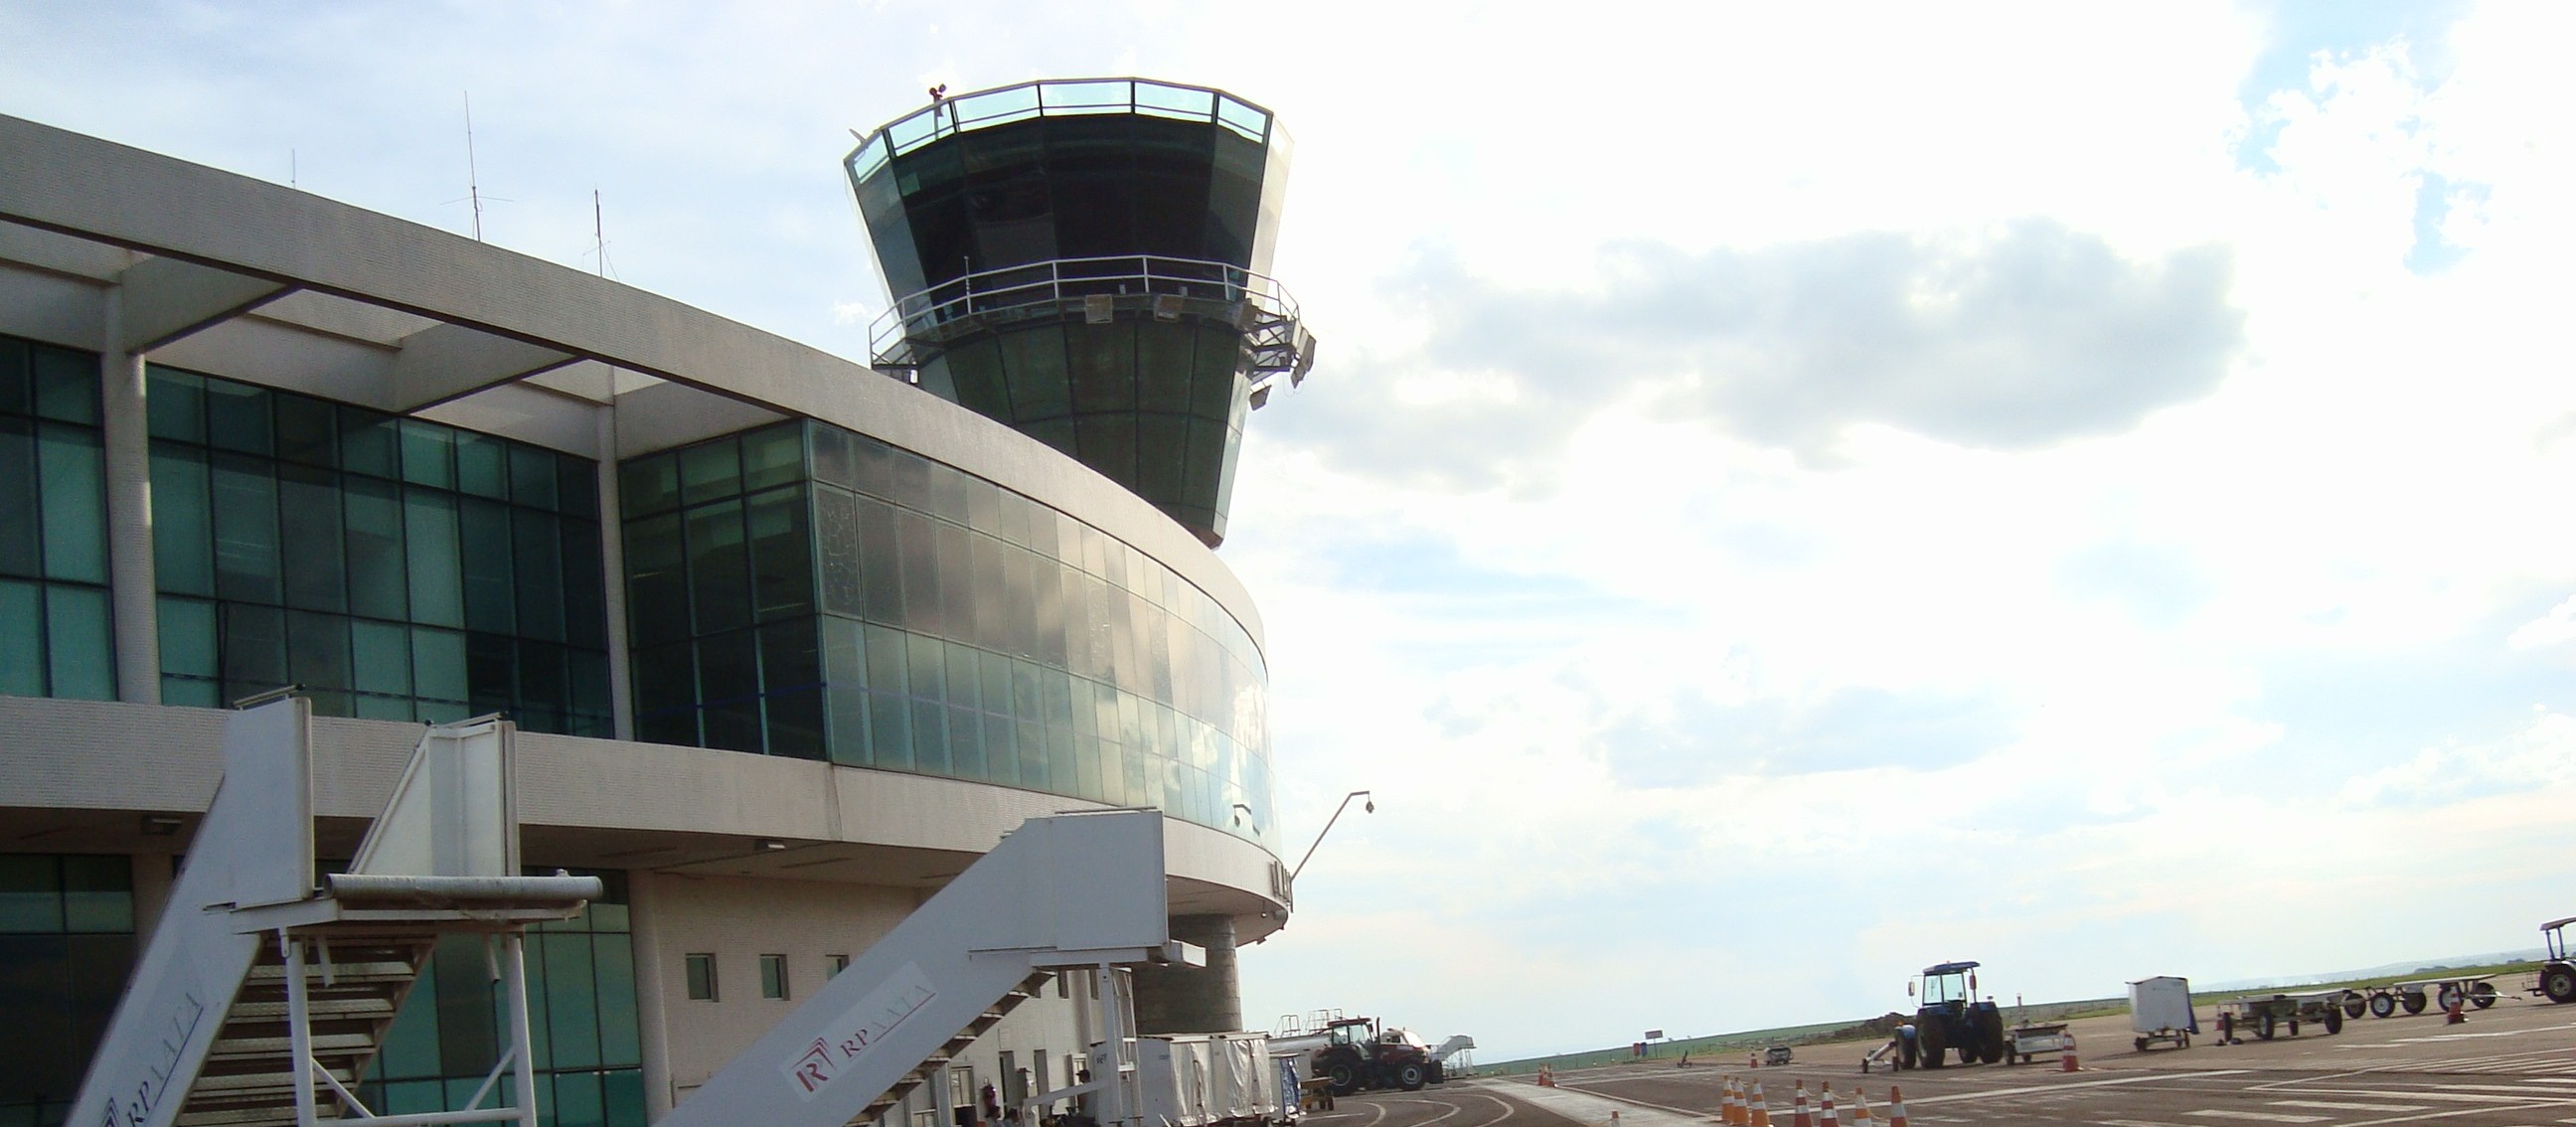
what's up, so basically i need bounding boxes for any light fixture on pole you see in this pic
[1290,789,1372,882]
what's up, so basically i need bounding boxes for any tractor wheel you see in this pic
[2543,965,2576,1004]
[1981,1030,2007,1065]
[2256,1012,2277,1041]
[2401,992,2428,1015]
[1918,1027,1947,1070]
[2134,1038,2149,1052]
[2341,996,2366,1019]
[2324,1009,2343,1035]
[2472,982,2498,1009]
[2437,984,2464,1012]
[1325,1061,1360,1096]
[1397,1063,1427,1091]
[2368,992,2396,1019]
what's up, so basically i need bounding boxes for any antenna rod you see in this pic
[464,91,484,242]
[593,189,606,278]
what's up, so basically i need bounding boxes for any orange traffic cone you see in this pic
[1748,1079,1772,1127]
[1885,1085,1908,1127]
[1820,1083,1841,1127]
[1851,1087,1874,1125]
[2446,998,2467,1025]
[1537,1065,1554,1087]
[1792,1081,1814,1127]
[2060,1035,2079,1073]
[1725,1077,1744,1126]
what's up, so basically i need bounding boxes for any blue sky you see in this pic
[7,1,2575,1060]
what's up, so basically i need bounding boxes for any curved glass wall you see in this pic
[618,420,1274,845]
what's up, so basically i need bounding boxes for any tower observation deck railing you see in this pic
[868,254,1315,386]
[846,78,1274,182]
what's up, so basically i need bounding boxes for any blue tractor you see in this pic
[1902,961,2007,1068]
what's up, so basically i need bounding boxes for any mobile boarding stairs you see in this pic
[76,698,1200,1127]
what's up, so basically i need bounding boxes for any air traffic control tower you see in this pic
[847,79,1315,549]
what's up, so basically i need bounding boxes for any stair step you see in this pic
[187,1066,357,1094]
[207,1033,380,1059]
[225,997,400,1021]
[244,960,418,984]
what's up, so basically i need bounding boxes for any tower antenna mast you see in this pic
[464,92,485,242]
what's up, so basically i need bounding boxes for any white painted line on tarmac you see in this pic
[1903,1069,2252,1105]
[1499,1078,1713,1127]
[2269,1099,2431,1111]
[2183,1111,2329,1123]
[2100,1120,2194,1127]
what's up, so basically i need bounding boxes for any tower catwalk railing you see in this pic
[867,253,1315,386]
[847,78,1275,180]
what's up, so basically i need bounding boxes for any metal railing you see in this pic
[867,254,1310,379]
[847,78,1274,182]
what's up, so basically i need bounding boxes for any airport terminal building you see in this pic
[0,78,1308,1127]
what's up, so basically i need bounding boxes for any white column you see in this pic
[627,870,677,1120]
[99,286,161,703]
[597,401,634,739]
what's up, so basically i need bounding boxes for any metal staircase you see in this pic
[177,936,435,1126]
[855,972,1052,1126]
[659,810,1190,1127]
[72,700,597,1127]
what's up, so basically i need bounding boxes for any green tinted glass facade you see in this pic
[361,871,644,1127]
[916,317,1251,544]
[0,855,136,1126]
[146,366,611,733]
[621,420,1274,839]
[0,334,116,703]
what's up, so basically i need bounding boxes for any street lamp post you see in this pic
[1290,789,1373,882]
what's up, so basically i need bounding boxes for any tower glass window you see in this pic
[146,365,611,732]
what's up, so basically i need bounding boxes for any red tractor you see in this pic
[1313,1017,1441,1094]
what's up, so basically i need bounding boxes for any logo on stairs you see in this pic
[783,962,941,1099]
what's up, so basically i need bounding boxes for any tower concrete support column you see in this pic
[1131,913,1240,1035]
[99,287,160,704]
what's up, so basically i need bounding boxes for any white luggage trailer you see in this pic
[2004,1023,2073,1064]
[2216,989,2350,1043]
[2128,976,2198,1051]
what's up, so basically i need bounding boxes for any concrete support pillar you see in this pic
[98,288,160,704]
[1131,913,1240,1035]
[627,870,677,1120]
[596,402,634,739]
